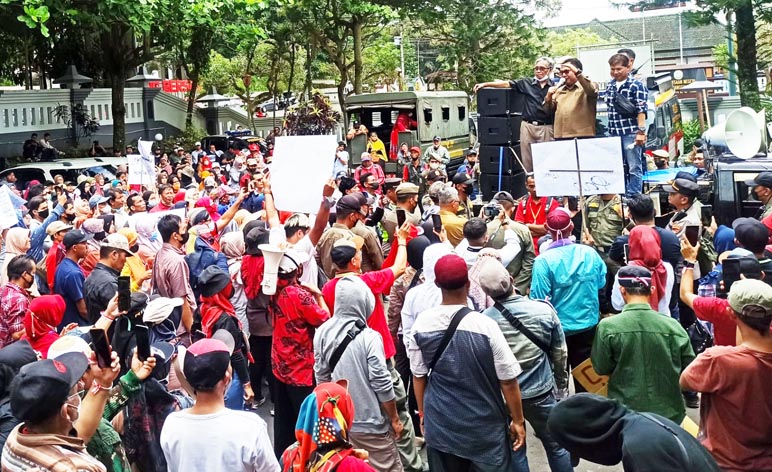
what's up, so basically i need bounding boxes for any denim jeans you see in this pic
[621,133,644,196]
[224,370,244,411]
[512,391,574,472]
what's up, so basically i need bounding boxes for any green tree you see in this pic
[546,27,614,58]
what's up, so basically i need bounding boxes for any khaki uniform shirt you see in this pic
[315,223,355,278]
[583,195,624,250]
[351,221,384,273]
[439,210,467,247]
[546,73,598,139]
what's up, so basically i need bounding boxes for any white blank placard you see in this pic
[532,136,624,197]
[271,135,336,214]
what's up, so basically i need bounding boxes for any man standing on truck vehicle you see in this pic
[423,136,450,169]
[473,57,556,173]
[605,53,648,196]
[544,58,598,140]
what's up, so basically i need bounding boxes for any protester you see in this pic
[161,336,279,471]
[154,214,196,333]
[486,191,536,295]
[0,256,36,349]
[54,230,92,327]
[406,254,526,471]
[0,340,37,450]
[437,187,466,247]
[0,229,31,288]
[455,216,521,269]
[680,279,772,471]
[515,175,559,253]
[544,58,598,139]
[84,234,135,325]
[44,221,73,292]
[547,393,721,471]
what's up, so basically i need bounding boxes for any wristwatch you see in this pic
[683,260,696,269]
[322,196,335,210]
[637,126,646,133]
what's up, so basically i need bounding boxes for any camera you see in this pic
[483,204,500,218]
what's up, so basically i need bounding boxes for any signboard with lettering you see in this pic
[147,80,193,92]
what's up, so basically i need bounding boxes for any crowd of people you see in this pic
[0,56,769,472]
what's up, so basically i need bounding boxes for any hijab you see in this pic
[0,228,30,285]
[22,295,66,358]
[135,213,162,254]
[233,209,256,231]
[200,282,240,338]
[221,231,245,285]
[282,381,357,472]
[628,226,668,311]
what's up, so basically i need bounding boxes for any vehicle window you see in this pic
[372,111,383,127]
[3,169,44,188]
[458,106,466,121]
[441,107,450,122]
[424,108,433,124]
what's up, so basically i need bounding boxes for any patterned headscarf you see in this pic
[282,382,356,472]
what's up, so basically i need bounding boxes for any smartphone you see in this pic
[684,225,701,247]
[117,276,131,313]
[700,204,713,227]
[134,325,151,362]
[431,214,443,234]
[396,209,406,227]
[722,258,741,294]
[623,243,630,264]
[89,328,112,369]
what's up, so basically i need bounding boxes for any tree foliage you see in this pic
[546,28,615,58]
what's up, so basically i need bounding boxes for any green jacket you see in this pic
[591,303,694,424]
[487,218,535,295]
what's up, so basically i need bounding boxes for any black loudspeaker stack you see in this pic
[476,88,527,201]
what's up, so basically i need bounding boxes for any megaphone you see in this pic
[258,244,286,296]
[703,107,767,160]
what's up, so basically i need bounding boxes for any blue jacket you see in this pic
[28,203,65,262]
[185,236,228,301]
[530,243,606,335]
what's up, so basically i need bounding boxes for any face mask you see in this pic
[172,183,180,191]
[38,209,49,219]
[429,163,439,170]
[179,231,190,245]
[463,184,473,195]
[368,182,380,191]
[94,231,106,241]
[64,213,76,222]
[130,244,140,253]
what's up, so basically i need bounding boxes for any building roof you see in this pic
[552,14,725,54]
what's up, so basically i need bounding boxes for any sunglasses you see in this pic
[559,70,572,76]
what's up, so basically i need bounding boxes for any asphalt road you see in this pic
[252,395,701,471]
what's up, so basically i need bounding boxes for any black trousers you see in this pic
[565,325,597,393]
[273,380,313,458]
[248,335,274,402]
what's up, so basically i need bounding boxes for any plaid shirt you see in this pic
[604,77,648,136]
[0,282,31,349]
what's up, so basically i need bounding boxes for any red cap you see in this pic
[545,208,572,234]
[248,143,259,151]
[433,254,469,290]
[410,146,421,153]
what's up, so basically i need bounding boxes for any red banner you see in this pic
[148,80,193,92]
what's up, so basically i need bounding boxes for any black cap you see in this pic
[661,178,698,198]
[62,229,92,249]
[10,353,89,422]
[492,191,516,204]
[180,338,231,390]
[732,218,770,247]
[245,226,269,256]
[198,266,231,297]
[617,265,652,289]
[745,172,772,188]
[128,292,149,318]
[467,149,478,156]
[674,171,697,183]
[336,194,365,213]
[452,172,475,186]
[426,170,446,183]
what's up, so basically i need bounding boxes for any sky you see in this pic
[539,0,694,27]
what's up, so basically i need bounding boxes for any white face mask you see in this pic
[429,163,439,170]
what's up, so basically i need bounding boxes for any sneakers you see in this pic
[244,397,267,411]
[683,391,700,409]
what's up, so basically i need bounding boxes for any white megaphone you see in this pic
[703,107,767,160]
[258,244,286,296]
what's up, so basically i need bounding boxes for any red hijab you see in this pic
[200,282,238,338]
[22,295,66,358]
[628,226,668,311]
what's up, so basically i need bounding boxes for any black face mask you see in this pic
[368,182,380,191]
[37,210,49,219]
[63,213,76,222]
[94,231,106,241]
[130,244,140,254]
[179,231,190,245]
[463,184,473,195]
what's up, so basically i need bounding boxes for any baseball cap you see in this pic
[244,226,270,256]
[143,296,184,324]
[330,236,365,268]
[732,217,769,247]
[336,194,366,214]
[88,195,109,209]
[360,152,372,162]
[194,141,201,146]
[467,148,478,156]
[101,233,136,256]
[651,149,669,159]
[478,259,512,299]
[204,176,217,189]
[433,135,441,141]
[46,221,73,236]
[661,178,698,198]
[409,146,421,154]
[452,172,475,186]
[198,266,231,297]
[727,279,772,317]
[63,229,92,249]
[246,158,258,166]
[492,191,516,204]
[426,170,446,183]
[278,250,310,274]
[396,182,420,197]
[180,338,231,390]
[434,254,469,290]
[10,353,89,423]
[617,265,652,289]
[744,171,772,188]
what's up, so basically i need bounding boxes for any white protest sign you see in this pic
[127,153,156,187]
[270,135,336,214]
[0,186,19,230]
[532,136,625,197]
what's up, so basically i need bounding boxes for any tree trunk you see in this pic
[352,19,363,94]
[186,77,199,128]
[110,70,127,151]
[305,43,313,99]
[287,43,296,98]
[734,0,760,110]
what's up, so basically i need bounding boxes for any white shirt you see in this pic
[454,229,521,269]
[268,225,321,288]
[161,408,279,472]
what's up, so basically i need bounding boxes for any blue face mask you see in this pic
[150,231,160,242]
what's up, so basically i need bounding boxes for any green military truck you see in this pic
[344,91,472,175]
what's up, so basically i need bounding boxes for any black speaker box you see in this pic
[478,144,523,175]
[478,115,522,146]
[480,172,528,201]
[477,87,525,116]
